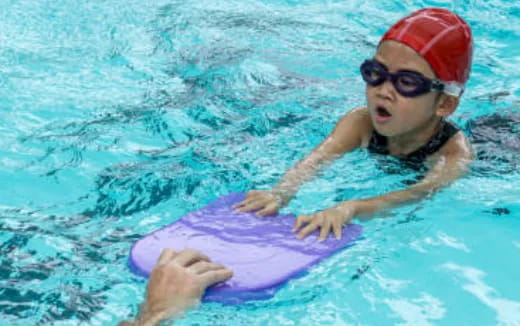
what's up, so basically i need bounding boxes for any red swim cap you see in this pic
[380,8,473,95]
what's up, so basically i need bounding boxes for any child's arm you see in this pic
[294,132,473,240]
[235,107,371,216]
[350,133,472,215]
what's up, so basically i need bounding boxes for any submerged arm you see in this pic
[294,132,473,240]
[343,133,473,218]
[236,108,370,215]
[273,109,368,202]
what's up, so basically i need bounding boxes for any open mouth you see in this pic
[374,105,392,123]
[376,106,392,118]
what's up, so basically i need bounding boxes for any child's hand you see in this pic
[233,190,284,216]
[293,201,358,241]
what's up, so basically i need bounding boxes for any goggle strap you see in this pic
[442,82,464,97]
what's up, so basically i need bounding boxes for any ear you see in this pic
[435,94,459,117]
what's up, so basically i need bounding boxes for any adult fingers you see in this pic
[172,249,211,267]
[156,248,177,266]
[297,220,319,239]
[199,268,234,288]
[190,261,226,274]
[293,215,313,232]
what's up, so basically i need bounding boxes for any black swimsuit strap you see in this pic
[367,119,460,162]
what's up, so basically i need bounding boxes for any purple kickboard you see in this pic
[129,192,362,304]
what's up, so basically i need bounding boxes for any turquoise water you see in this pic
[1,0,519,325]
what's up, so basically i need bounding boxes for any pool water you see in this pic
[1,0,519,325]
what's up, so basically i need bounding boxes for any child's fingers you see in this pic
[233,197,254,209]
[232,200,246,209]
[233,192,263,208]
[318,217,331,242]
[332,219,342,240]
[293,215,312,232]
[236,199,266,212]
[297,220,319,239]
[234,197,259,210]
[256,202,278,216]
[246,190,260,198]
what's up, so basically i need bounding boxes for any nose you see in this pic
[375,78,397,100]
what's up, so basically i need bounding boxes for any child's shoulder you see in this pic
[336,107,374,148]
[438,125,472,158]
[428,120,472,164]
[337,107,372,126]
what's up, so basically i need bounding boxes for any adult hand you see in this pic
[293,201,358,241]
[122,248,233,326]
[234,190,286,216]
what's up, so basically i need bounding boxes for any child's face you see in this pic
[365,40,444,138]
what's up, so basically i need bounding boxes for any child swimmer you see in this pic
[235,8,474,241]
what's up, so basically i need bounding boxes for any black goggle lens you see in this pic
[360,60,442,97]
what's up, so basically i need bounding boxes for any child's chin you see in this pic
[372,123,395,137]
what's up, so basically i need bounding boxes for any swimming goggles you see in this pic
[360,59,461,97]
